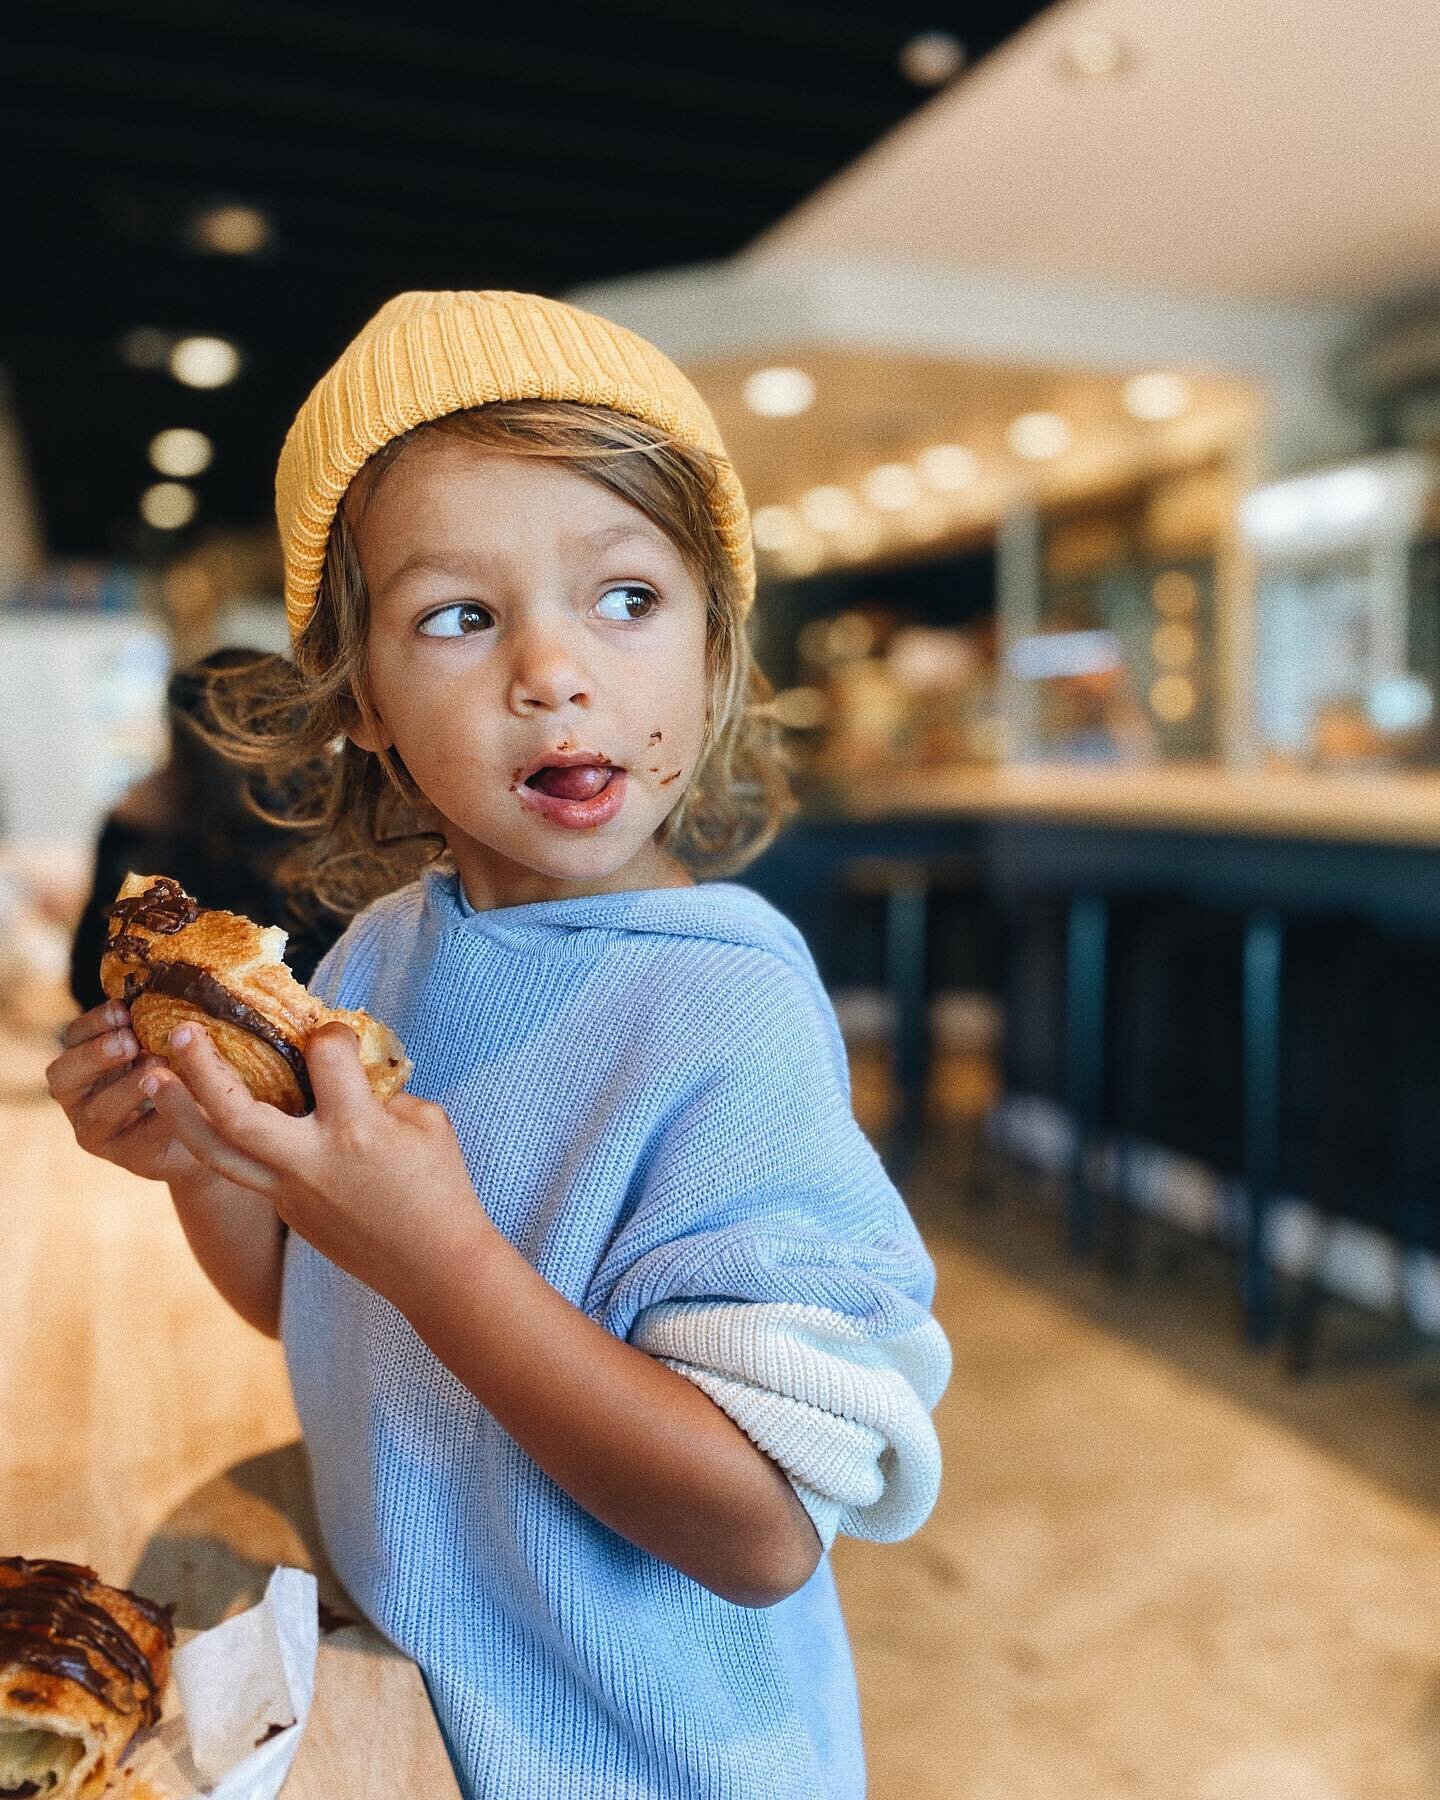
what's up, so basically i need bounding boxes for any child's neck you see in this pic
[448,836,694,913]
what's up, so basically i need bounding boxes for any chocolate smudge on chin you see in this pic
[659,770,682,786]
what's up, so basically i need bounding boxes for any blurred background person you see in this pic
[68,645,339,1007]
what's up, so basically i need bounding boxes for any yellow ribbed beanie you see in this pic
[275,289,754,643]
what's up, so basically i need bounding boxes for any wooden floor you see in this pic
[8,1003,1440,1799]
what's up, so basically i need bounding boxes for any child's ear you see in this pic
[341,692,394,754]
[346,719,389,753]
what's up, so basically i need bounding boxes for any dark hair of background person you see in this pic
[69,645,342,1010]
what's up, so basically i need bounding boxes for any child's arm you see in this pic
[167,1167,287,1340]
[392,1218,823,1608]
[147,1023,823,1608]
[46,1001,285,1339]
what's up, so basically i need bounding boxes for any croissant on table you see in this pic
[99,872,411,1117]
[0,1557,174,1799]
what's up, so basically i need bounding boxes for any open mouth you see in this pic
[524,764,617,801]
[515,753,628,830]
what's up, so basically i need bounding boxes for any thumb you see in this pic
[304,1020,374,1116]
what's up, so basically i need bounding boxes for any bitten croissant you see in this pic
[0,1557,174,1799]
[99,872,412,1117]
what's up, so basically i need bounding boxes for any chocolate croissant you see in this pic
[99,872,412,1117]
[0,1557,174,1799]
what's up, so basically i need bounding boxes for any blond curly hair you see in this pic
[197,400,793,929]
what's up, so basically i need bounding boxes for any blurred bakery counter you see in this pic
[748,763,1440,1356]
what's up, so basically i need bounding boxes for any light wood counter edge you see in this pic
[835,763,1440,849]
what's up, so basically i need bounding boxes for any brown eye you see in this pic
[596,584,656,621]
[418,602,493,637]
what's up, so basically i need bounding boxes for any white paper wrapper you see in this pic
[121,1566,320,1799]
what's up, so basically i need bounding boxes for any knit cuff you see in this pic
[632,1300,950,1546]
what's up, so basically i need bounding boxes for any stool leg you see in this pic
[1241,910,1284,1346]
[886,879,929,1173]
[1064,892,1108,1259]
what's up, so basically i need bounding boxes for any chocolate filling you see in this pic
[0,1558,173,1728]
[102,879,313,1113]
[142,962,314,1112]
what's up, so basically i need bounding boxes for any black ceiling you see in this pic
[1,0,1052,563]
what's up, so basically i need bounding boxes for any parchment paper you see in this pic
[121,1566,319,1799]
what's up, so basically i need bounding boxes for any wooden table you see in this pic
[0,1015,462,1796]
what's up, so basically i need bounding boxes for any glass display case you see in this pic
[1002,464,1228,764]
[1242,453,1436,770]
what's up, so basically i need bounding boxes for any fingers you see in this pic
[72,1053,168,1149]
[155,1025,295,1187]
[304,1022,374,1118]
[60,999,128,1051]
[47,1013,141,1111]
[144,1051,279,1195]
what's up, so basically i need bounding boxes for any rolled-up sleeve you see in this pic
[585,943,951,1551]
[631,1297,950,1548]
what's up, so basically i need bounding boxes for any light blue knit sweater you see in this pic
[280,866,949,1799]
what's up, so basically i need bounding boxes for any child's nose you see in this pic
[506,622,591,716]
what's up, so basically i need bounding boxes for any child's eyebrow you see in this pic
[377,551,475,603]
[574,523,666,556]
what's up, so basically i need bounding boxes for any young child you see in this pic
[48,290,950,1799]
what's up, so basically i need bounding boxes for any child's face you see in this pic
[347,437,710,906]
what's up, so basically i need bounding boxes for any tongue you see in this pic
[530,764,614,801]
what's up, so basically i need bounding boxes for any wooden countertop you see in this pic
[0,1020,461,1796]
[833,762,1440,848]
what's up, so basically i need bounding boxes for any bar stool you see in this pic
[1064,891,1282,1345]
[841,853,986,1173]
[1280,921,1440,1374]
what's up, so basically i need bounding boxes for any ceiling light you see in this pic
[862,463,919,512]
[1149,674,1197,723]
[1060,30,1132,80]
[148,428,213,479]
[189,202,271,257]
[917,444,979,491]
[169,335,241,389]
[1124,372,1192,422]
[751,505,802,552]
[118,326,172,371]
[1007,412,1072,460]
[743,367,815,418]
[898,31,966,87]
[800,485,858,533]
[140,482,197,530]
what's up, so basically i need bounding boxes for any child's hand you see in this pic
[144,1020,487,1300]
[47,999,208,1189]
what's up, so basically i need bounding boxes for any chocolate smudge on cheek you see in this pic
[648,730,662,745]
[659,769,682,786]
